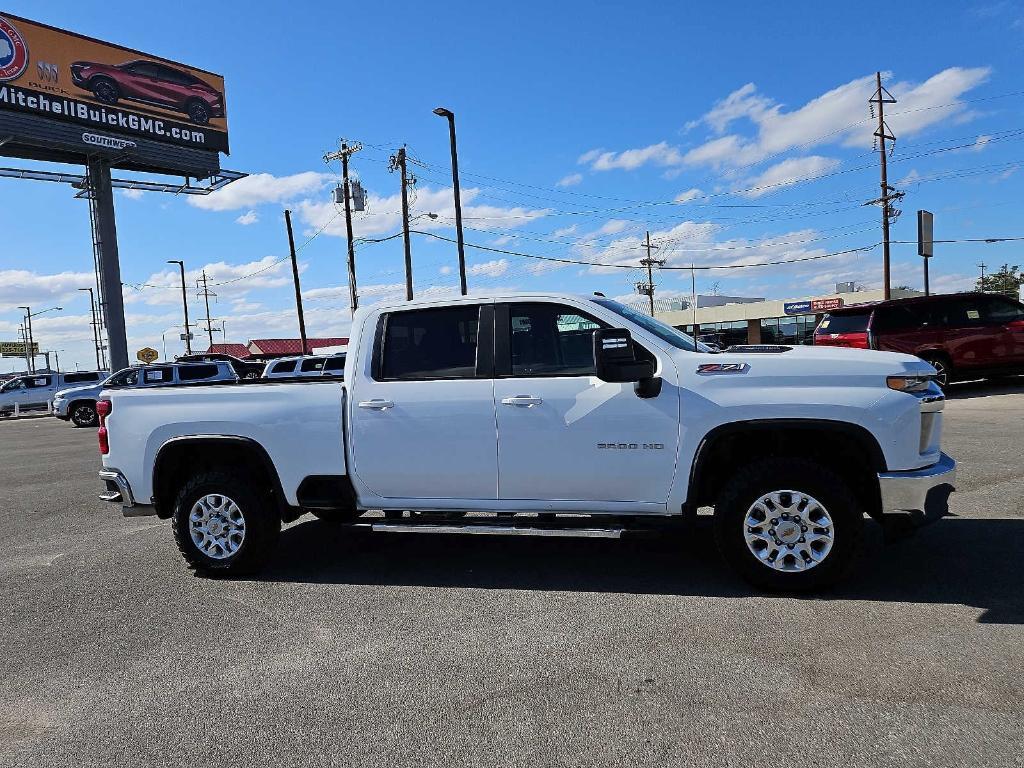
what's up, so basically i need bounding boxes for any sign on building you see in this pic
[811,297,844,312]
[783,301,811,315]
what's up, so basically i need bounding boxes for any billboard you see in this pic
[0,12,228,153]
[0,340,38,357]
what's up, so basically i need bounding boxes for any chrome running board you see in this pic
[368,522,623,539]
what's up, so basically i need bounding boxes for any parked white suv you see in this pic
[0,370,108,417]
[262,353,346,379]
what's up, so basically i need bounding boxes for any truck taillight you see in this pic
[97,400,111,454]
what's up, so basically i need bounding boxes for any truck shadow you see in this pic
[259,515,1024,625]
[945,376,1024,399]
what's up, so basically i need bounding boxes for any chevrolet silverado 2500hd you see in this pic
[97,293,956,590]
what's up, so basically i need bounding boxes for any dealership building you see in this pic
[655,287,923,346]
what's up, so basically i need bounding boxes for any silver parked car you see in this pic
[53,361,237,427]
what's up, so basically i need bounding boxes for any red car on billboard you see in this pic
[70,59,224,125]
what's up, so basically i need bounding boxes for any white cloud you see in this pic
[468,259,509,278]
[970,134,991,152]
[439,266,453,275]
[189,171,332,212]
[0,269,96,313]
[674,188,703,203]
[235,210,259,225]
[123,257,296,307]
[556,173,583,187]
[119,188,145,200]
[295,185,547,239]
[577,149,604,165]
[552,225,578,238]
[740,156,841,198]
[579,67,991,175]
[590,142,684,171]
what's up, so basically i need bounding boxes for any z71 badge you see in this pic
[598,443,664,450]
[697,363,749,374]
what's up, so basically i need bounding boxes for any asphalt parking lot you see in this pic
[1,381,1022,767]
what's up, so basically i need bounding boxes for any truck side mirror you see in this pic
[593,328,656,384]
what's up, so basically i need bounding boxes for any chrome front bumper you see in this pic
[878,452,957,515]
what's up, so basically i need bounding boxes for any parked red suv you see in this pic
[70,59,224,125]
[814,292,1024,385]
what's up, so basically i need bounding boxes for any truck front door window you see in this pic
[509,304,604,377]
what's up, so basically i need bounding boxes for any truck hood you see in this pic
[54,383,102,400]
[679,344,936,381]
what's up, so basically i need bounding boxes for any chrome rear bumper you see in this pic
[878,452,956,515]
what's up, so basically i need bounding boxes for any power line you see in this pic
[409,229,878,271]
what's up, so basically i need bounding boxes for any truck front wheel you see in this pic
[713,458,863,591]
[171,470,281,576]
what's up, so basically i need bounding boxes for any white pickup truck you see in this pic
[97,293,956,590]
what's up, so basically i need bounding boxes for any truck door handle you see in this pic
[501,395,543,407]
[358,399,395,410]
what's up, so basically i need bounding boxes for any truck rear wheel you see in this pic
[713,457,863,591]
[171,470,280,576]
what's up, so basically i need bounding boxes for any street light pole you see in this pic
[167,260,192,354]
[79,287,102,369]
[433,107,468,295]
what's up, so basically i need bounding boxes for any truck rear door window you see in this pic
[300,358,327,373]
[818,313,870,334]
[63,372,100,385]
[323,356,345,372]
[380,306,479,380]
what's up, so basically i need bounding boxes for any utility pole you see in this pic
[79,288,102,369]
[18,320,30,374]
[18,306,32,373]
[390,146,415,301]
[197,270,217,352]
[323,141,362,315]
[978,262,988,292]
[869,71,904,301]
[167,260,192,355]
[636,231,665,316]
[284,209,308,353]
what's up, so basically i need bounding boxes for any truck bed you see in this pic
[102,379,347,507]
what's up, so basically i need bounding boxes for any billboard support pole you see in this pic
[86,157,129,371]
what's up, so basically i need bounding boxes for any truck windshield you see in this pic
[592,298,711,352]
[0,377,24,392]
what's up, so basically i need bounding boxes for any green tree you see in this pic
[977,263,1023,294]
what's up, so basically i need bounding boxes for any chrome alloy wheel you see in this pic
[743,490,835,572]
[189,494,246,560]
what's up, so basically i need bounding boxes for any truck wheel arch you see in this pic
[152,436,293,521]
[686,419,887,520]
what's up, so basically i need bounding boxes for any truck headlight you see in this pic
[887,374,934,393]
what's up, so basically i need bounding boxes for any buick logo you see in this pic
[36,61,58,83]
[0,16,29,82]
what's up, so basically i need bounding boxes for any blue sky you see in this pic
[2,0,1024,370]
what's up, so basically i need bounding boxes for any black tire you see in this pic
[713,457,863,592]
[69,401,98,428]
[309,508,363,524]
[920,353,952,388]
[91,78,119,105]
[171,470,280,577]
[186,99,211,125]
